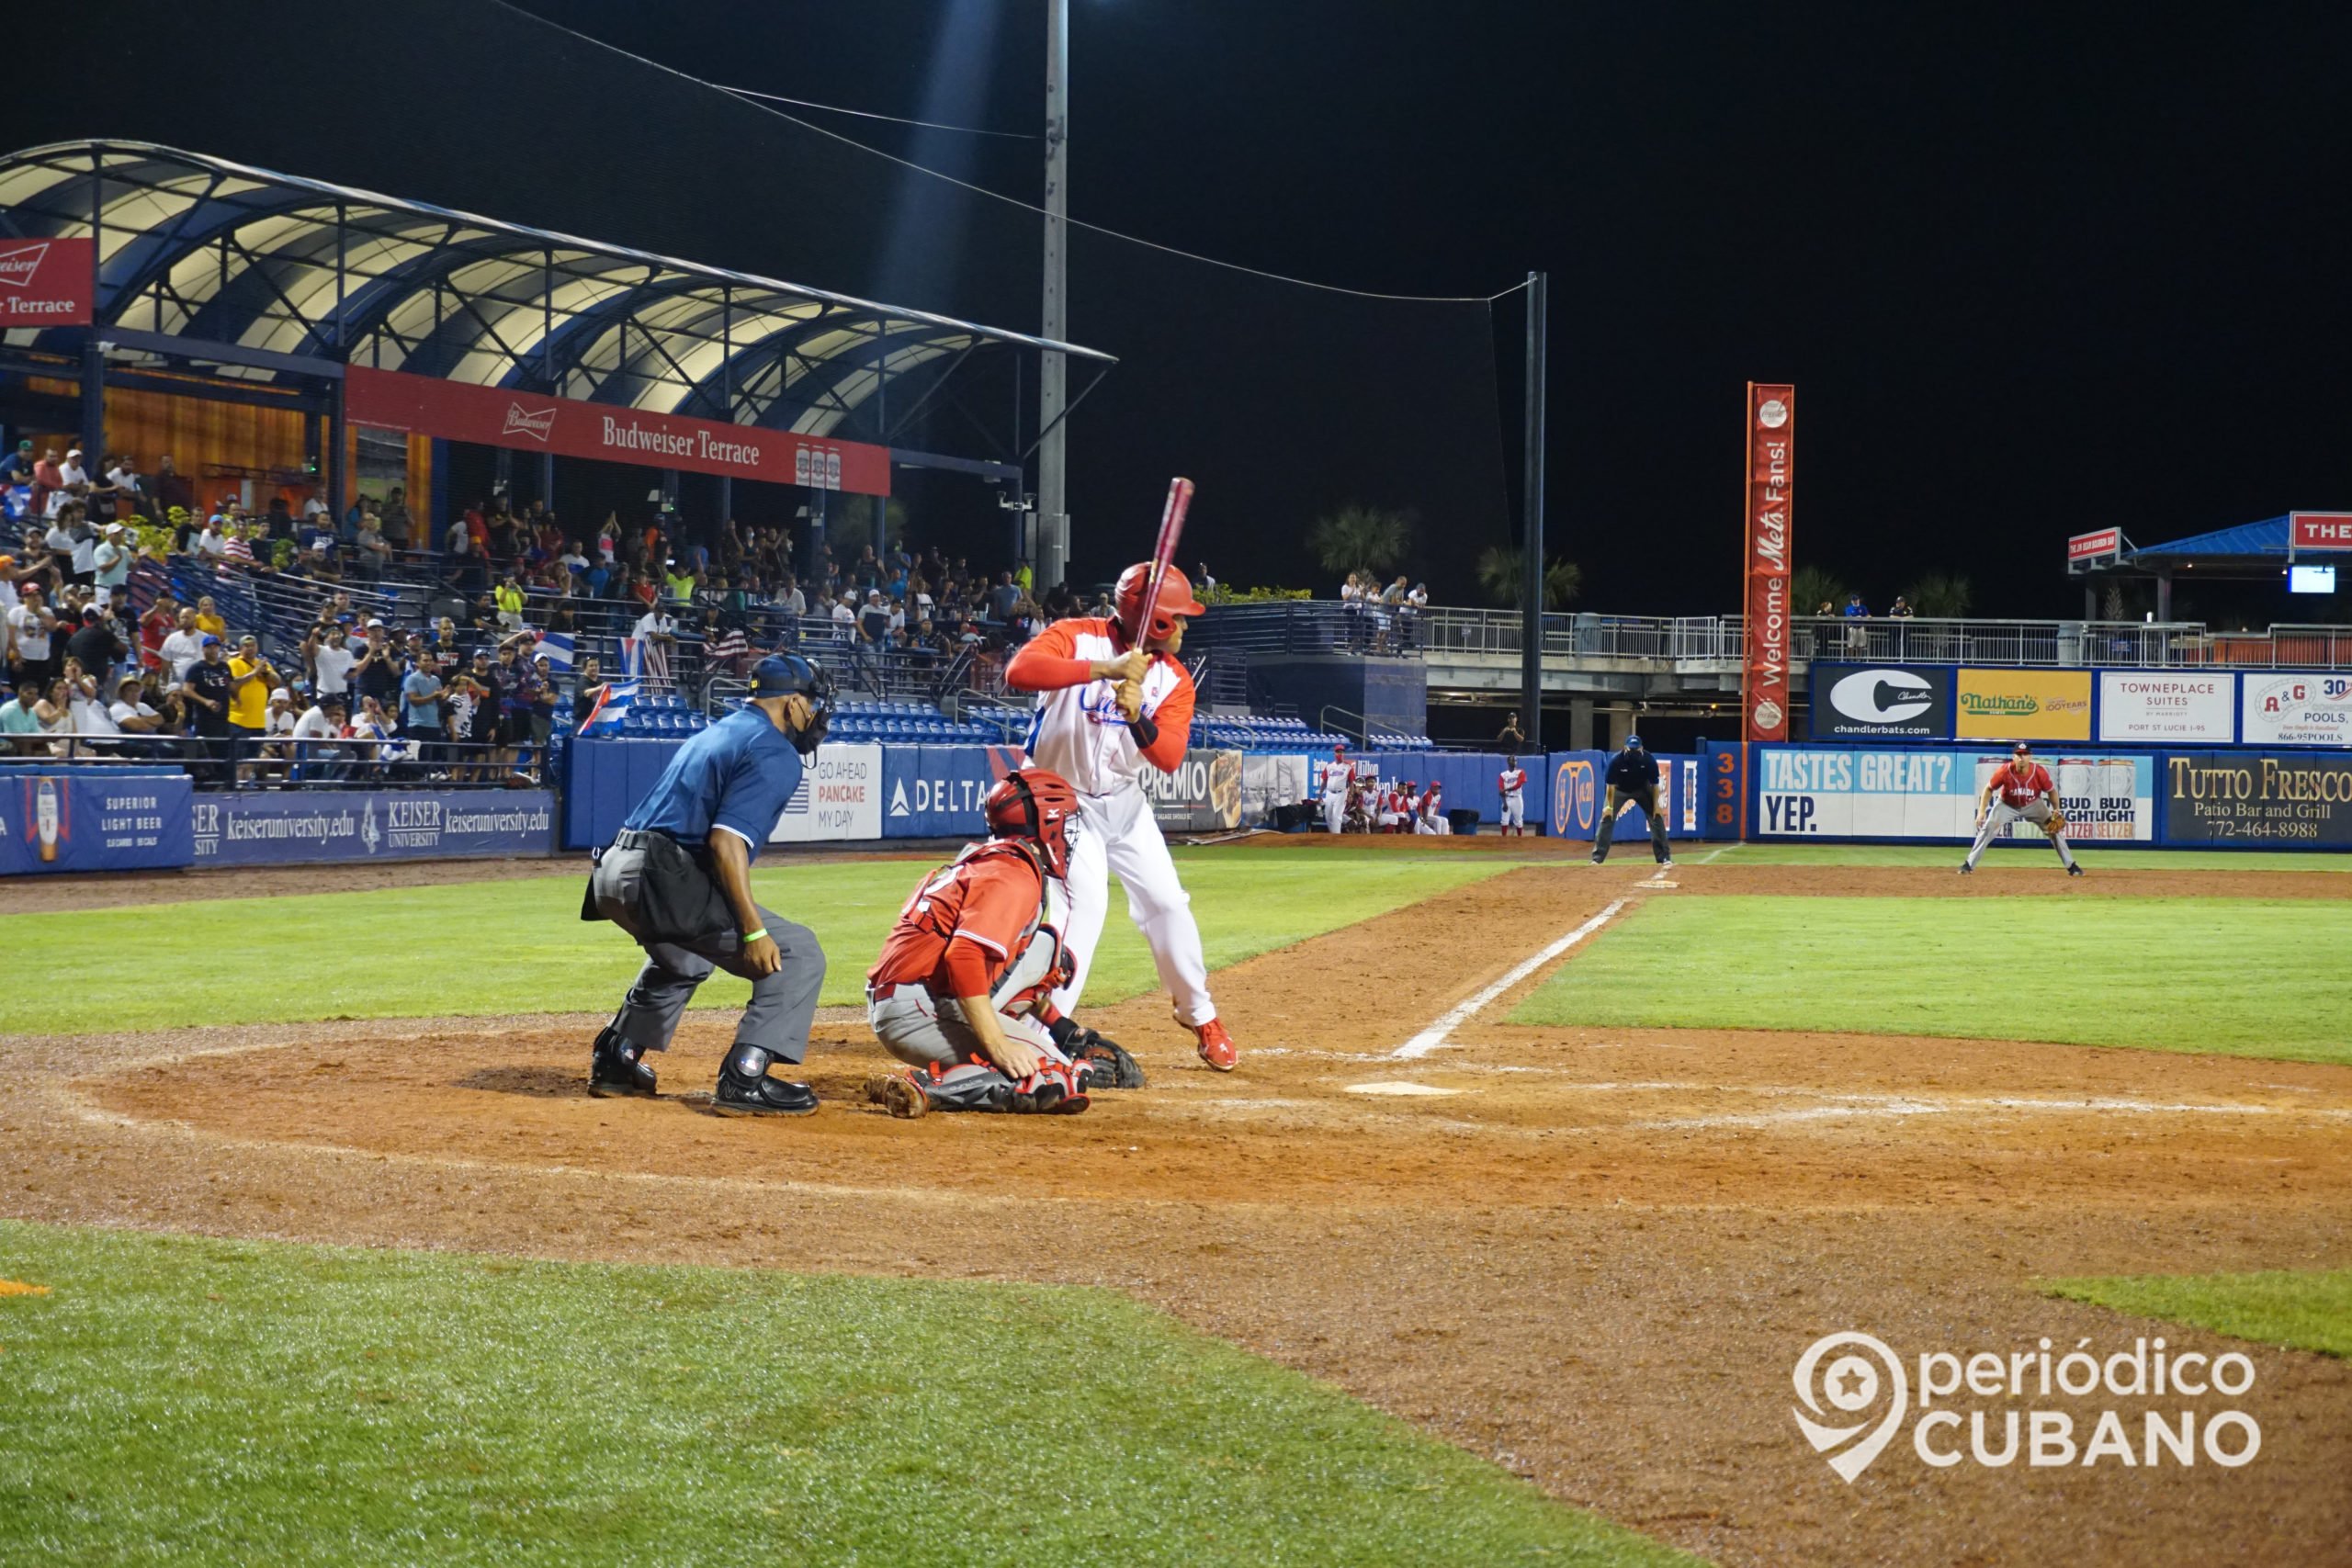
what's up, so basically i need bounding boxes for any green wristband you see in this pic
[742,927,768,944]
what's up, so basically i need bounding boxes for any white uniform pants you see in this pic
[1322,789,1346,834]
[1962,797,2076,870]
[1414,812,1451,836]
[1500,789,1524,830]
[1053,784,1216,1027]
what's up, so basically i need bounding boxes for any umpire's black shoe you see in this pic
[713,1069,820,1116]
[588,1029,658,1097]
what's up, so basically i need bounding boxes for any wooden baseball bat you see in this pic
[1128,477,1194,646]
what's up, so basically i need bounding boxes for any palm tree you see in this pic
[1902,572,1972,617]
[1476,546,1582,609]
[1790,563,1849,618]
[1309,504,1416,581]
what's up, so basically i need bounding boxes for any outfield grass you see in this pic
[2043,1269,2352,1359]
[0,1222,1691,1567]
[1512,896,2352,1063]
[1697,842,2352,871]
[0,850,1511,1036]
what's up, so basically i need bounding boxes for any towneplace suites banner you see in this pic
[1145,749,1244,833]
[345,366,890,496]
[2162,752,2352,847]
[2098,671,2235,744]
[1741,383,1795,741]
[1810,663,1952,739]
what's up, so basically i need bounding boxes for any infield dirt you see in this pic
[10,844,2350,1566]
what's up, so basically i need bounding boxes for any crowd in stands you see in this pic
[1,440,1118,784]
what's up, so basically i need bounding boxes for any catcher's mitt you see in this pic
[2044,811,2069,837]
[1053,1021,1147,1089]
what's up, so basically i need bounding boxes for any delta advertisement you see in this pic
[1753,746,2154,841]
[0,770,194,875]
[2162,751,2352,847]
[2098,671,2233,744]
[879,744,1023,838]
[1145,749,1244,833]
[770,743,883,843]
[1954,668,2093,741]
[189,789,555,866]
[2240,672,2352,748]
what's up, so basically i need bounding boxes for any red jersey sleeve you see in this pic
[940,856,1043,998]
[1005,620,1092,692]
[1137,660,1193,772]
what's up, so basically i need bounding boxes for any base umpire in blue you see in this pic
[1591,734,1674,869]
[584,655,832,1114]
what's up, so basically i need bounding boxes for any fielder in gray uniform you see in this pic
[582,655,833,1113]
[863,768,1143,1118]
[1960,740,2084,875]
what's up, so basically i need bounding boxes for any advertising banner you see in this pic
[1741,383,1795,740]
[2067,526,2122,564]
[880,744,1023,839]
[1754,746,2154,841]
[1241,754,1310,827]
[1548,751,1601,839]
[2163,752,2352,846]
[2240,671,2352,748]
[2290,513,2352,551]
[769,743,884,842]
[2098,671,2234,744]
[190,789,554,866]
[345,366,890,496]
[0,237,95,327]
[1954,668,2093,741]
[0,770,193,875]
[1811,663,1953,739]
[1145,749,1244,833]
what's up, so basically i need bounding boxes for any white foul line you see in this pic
[1391,897,1629,1059]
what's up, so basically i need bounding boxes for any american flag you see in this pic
[707,626,750,673]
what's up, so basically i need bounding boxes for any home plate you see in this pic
[1346,1081,1466,1098]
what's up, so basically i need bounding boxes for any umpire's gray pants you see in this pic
[592,843,825,1063]
[1593,786,1669,863]
[868,985,1067,1111]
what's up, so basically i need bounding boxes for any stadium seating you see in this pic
[1188,715,1368,753]
[820,699,1001,745]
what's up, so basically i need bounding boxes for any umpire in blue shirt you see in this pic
[1592,734,1674,869]
[584,655,832,1114]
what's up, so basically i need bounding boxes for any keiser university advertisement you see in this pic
[1755,746,2154,841]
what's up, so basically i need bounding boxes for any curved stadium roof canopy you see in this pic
[0,139,1109,467]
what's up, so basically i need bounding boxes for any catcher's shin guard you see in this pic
[993,1059,1091,1114]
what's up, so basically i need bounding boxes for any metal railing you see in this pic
[7,732,546,789]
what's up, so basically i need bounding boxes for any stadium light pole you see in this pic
[1037,0,1071,589]
[1521,270,1547,750]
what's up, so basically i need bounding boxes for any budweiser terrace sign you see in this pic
[0,237,96,326]
[345,365,890,496]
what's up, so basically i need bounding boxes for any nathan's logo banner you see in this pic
[1812,664,1952,739]
[2164,752,2352,846]
[0,237,96,326]
[1754,747,2152,842]
[2097,671,2234,744]
[1741,383,1795,740]
[2242,672,2352,748]
[1953,668,2092,741]
[1145,749,1244,833]
[345,366,890,496]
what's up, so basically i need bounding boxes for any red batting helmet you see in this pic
[983,767,1081,879]
[1114,562,1207,645]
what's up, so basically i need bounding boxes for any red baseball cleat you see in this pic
[1193,1017,1239,1073]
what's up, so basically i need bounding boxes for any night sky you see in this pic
[26,1,2352,623]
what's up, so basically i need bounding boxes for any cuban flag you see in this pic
[577,679,639,736]
[535,630,575,672]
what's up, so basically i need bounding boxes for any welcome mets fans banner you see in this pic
[1754,746,2154,841]
[1741,383,1795,741]
[345,367,890,496]
[0,237,95,326]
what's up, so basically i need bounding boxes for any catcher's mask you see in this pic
[750,653,833,756]
[983,767,1080,879]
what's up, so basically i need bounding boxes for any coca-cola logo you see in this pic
[0,241,51,288]
[503,402,558,442]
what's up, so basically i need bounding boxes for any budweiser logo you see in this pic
[0,241,51,288]
[503,401,557,442]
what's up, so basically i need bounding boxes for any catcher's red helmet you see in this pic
[1114,562,1207,645]
[983,767,1081,878]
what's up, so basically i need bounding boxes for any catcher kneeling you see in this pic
[865,768,1145,1118]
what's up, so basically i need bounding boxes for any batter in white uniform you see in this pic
[1007,563,1239,1071]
